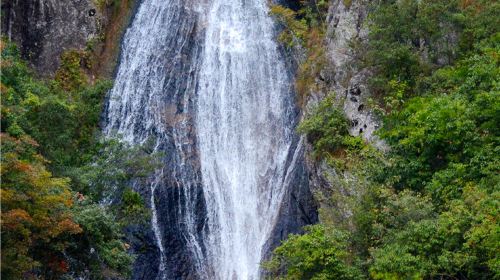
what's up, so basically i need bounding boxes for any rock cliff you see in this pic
[1,0,138,77]
[2,0,102,74]
[302,0,384,223]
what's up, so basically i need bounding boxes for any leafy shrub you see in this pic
[264,225,363,280]
[364,0,500,100]
[298,96,364,157]
[370,186,499,280]
[380,39,499,194]
[1,134,82,280]
[55,50,87,91]
[69,203,134,279]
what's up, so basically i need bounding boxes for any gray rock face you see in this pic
[301,0,384,150]
[1,0,103,75]
[325,0,382,145]
[302,0,386,220]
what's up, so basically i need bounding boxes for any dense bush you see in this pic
[297,96,351,156]
[364,0,499,99]
[1,134,82,279]
[380,37,499,196]
[1,42,113,170]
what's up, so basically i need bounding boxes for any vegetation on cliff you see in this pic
[1,40,156,280]
[266,0,499,279]
[270,0,329,100]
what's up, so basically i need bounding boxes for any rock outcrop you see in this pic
[325,0,384,147]
[2,0,102,75]
[1,0,138,77]
[302,0,385,222]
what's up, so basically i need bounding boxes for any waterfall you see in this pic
[196,1,295,279]
[104,0,302,279]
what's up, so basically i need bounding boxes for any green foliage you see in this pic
[69,202,134,279]
[370,185,499,280]
[269,1,499,279]
[264,225,363,280]
[270,5,308,48]
[297,95,368,172]
[61,139,156,278]
[1,42,113,170]
[380,39,499,196]
[1,134,82,280]
[342,0,352,8]
[72,138,159,201]
[93,0,125,11]
[364,0,500,99]
[295,30,327,99]
[70,139,156,228]
[55,50,88,91]
[59,138,155,279]
[365,20,499,278]
[297,96,350,156]
[1,40,153,279]
[370,79,409,115]
[119,188,149,225]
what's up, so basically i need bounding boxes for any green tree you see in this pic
[370,185,499,280]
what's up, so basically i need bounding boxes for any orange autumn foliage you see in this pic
[1,133,82,279]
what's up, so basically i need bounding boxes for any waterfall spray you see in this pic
[196,1,295,279]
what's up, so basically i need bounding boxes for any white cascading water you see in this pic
[104,0,194,143]
[104,0,204,279]
[196,1,295,279]
[105,0,298,279]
